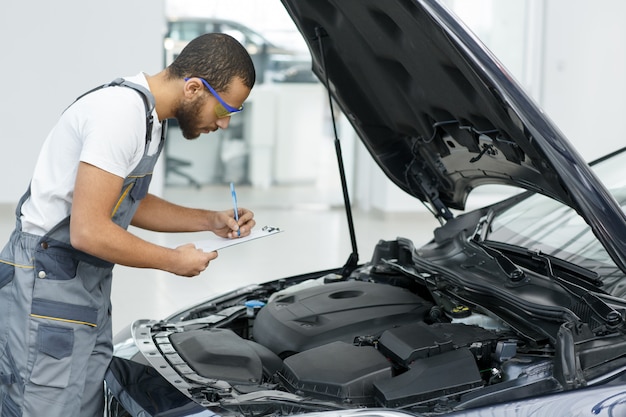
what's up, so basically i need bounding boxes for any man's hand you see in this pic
[211,208,255,238]
[172,244,218,277]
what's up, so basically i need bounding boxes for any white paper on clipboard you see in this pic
[187,226,283,252]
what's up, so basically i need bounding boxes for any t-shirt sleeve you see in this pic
[75,88,147,178]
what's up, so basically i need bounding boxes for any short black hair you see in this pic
[167,33,256,92]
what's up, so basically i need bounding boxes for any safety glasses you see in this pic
[185,77,244,118]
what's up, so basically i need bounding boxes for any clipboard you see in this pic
[187,226,282,252]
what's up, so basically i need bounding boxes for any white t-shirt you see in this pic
[21,73,164,236]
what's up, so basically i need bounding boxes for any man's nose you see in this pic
[216,117,231,130]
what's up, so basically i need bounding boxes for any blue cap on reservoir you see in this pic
[245,300,266,317]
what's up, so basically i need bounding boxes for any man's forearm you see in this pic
[131,193,214,232]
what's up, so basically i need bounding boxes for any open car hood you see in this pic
[281,0,626,270]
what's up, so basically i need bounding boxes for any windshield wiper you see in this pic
[486,241,605,289]
[469,236,526,282]
[471,213,622,327]
[482,241,621,327]
[472,209,605,290]
[470,212,526,281]
[531,250,623,327]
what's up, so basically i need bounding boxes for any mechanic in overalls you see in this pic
[0,33,256,417]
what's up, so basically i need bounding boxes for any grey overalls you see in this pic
[0,79,165,417]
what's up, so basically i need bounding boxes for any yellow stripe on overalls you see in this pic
[30,314,98,327]
[0,259,34,269]
[111,183,134,218]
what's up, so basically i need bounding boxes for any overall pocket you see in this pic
[27,296,98,399]
[33,242,78,281]
[31,298,98,328]
[129,174,151,201]
[29,324,74,389]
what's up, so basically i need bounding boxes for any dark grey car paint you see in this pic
[280,0,626,270]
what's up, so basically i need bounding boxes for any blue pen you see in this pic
[230,182,240,236]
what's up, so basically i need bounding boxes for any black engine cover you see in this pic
[278,341,392,406]
[252,281,433,357]
[169,328,282,385]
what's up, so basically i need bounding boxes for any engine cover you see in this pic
[169,328,282,385]
[252,280,433,357]
[279,341,392,406]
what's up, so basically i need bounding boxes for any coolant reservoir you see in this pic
[449,305,508,331]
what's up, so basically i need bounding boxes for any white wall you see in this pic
[540,0,626,161]
[0,1,165,204]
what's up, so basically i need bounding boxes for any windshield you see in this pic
[487,149,626,297]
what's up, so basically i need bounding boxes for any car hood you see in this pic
[281,0,626,270]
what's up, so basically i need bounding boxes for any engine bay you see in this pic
[132,276,559,413]
[120,236,597,415]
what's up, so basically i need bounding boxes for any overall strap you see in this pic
[16,78,159,224]
[14,184,32,230]
[71,78,156,145]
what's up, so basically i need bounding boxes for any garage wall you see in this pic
[540,0,626,161]
[0,1,165,204]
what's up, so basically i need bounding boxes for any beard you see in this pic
[175,96,208,140]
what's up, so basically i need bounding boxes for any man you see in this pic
[0,33,256,416]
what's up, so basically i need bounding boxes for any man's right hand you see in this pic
[172,243,218,277]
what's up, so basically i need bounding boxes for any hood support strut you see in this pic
[315,26,359,277]
[407,156,454,223]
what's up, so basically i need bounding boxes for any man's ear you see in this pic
[183,77,202,97]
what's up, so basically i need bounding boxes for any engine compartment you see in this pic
[112,232,626,415]
[153,277,558,411]
[113,233,626,417]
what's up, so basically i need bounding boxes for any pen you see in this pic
[230,182,240,236]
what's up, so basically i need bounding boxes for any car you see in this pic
[164,17,315,83]
[105,1,626,416]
